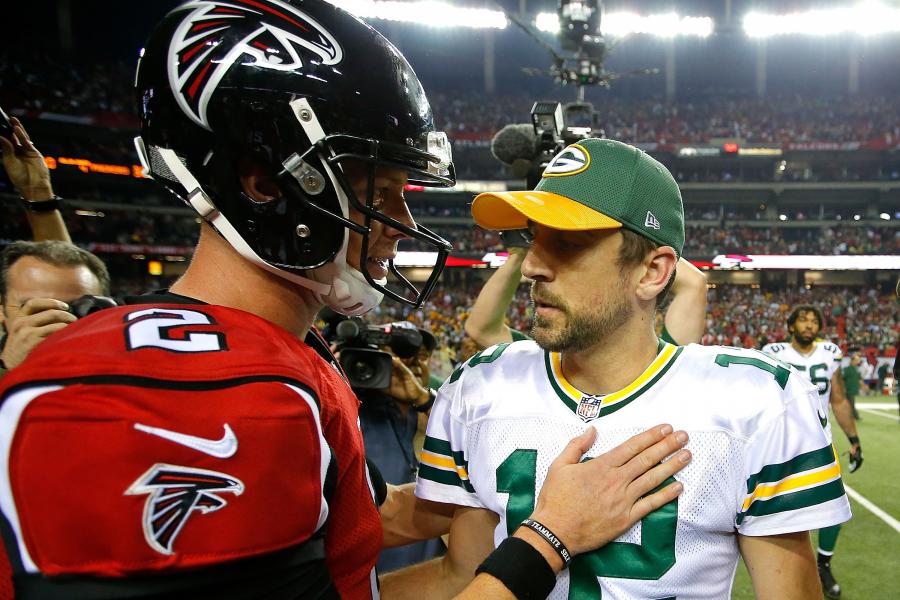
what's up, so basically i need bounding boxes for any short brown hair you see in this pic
[0,241,110,301]
[616,229,675,307]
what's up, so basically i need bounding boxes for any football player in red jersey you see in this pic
[0,1,689,598]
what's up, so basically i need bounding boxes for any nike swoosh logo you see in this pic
[134,423,238,459]
[817,410,828,428]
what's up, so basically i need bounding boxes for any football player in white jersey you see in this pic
[762,305,862,599]
[410,138,851,600]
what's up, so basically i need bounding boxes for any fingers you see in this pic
[630,479,685,522]
[621,429,689,481]
[22,309,77,328]
[10,117,32,145]
[627,448,691,500]
[549,428,598,469]
[19,298,70,317]
[605,424,674,467]
[33,321,71,338]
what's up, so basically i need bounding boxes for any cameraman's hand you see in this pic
[1,298,75,369]
[389,356,430,407]
[0,117,54,201]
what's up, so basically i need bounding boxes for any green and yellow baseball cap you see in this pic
[472,138,685,257]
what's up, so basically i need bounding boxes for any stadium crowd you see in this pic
[432,93,900,146]
[4,200,898,259]
[369,282,898,377]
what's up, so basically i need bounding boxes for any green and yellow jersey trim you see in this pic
[419,436,475,493]
[544,340,683,420]
[737,443,844,525]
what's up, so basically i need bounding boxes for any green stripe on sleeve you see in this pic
[737,478,845,525]
[423,435,453,456]
[419,464,476,493]
[745,444,835,494]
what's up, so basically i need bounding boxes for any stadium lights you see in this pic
[743,2,900,38]
[535,11,714,37]
[880,213,891,220]
[333,1,508,29]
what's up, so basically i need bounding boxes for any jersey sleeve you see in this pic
[415,381,483,508]
[736,378,852,536]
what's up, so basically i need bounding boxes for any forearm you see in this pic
[831,395,858,440]
[830,372,858,439]
[25,210,71,242]
[383,527,563,600]
[380,556,468,600]
[380,484,452,548]
[464,250,525,347]
[663,258,707,345]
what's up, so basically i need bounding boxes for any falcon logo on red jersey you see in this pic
[167,0,343,130]
[125,463,245,555]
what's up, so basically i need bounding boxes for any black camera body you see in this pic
[333,318,424,391]
[67,295,118,319]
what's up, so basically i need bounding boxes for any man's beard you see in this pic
[530,281,633,353]
[793,330,817,346]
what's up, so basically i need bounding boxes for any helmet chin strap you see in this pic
[301,161,385,316]
[135,101,388,317]
[290,97,386,316]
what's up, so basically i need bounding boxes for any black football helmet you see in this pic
[135,0,454,315]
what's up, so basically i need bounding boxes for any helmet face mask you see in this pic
[135,0,454,314]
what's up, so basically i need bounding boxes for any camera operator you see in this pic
[0,240,110,375]
[355,322,443,573]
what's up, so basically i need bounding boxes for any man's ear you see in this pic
[237,156,280,202]
[635,246,678,303]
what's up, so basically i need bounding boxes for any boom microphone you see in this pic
[490,123,536,178]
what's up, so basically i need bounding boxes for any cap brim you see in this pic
[472,191,622,231]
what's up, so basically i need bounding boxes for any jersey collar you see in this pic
[544,340,684,422]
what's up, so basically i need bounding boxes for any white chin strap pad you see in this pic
[309,262,386,317]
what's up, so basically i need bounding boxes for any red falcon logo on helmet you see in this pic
[125,463,244,555]
[167,0,343,130]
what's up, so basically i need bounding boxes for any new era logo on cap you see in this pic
[645,211,661,230]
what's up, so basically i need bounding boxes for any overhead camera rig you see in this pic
[503,0,658,102]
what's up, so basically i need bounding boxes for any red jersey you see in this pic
[0,301,382,598]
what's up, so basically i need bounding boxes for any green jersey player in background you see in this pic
[410,138,851,599]
[762,305,863,599]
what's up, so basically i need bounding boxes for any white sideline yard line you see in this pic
[857,402,896,409]
[844,485,900,535]
[858,407,897,421]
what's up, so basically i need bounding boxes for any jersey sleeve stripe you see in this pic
[421,435,471,486]
[745,444,836,494]
[423,436,453,455]
[418,464,475,493]
[736,478,846,525]
[741,462,841,511]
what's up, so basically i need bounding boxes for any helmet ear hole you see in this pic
[237,157,279,204]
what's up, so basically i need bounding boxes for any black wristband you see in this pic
[521,519,571,567]
[475,537,557,600]
[848,436,860,445]
[20,196,61,213]
[413,388,436,413]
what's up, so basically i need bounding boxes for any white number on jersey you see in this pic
[125,308,226,353]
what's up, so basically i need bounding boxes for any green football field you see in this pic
[731,393,900,599]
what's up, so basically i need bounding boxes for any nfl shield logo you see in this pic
[576,395,603,422]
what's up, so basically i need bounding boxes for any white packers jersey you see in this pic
[761,341,843,412]
[416,341,851,600]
